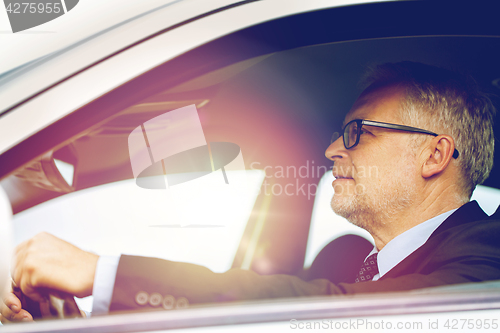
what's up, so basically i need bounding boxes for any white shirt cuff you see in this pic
[92,255,120,315]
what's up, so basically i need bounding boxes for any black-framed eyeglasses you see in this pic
[331,119,459,159]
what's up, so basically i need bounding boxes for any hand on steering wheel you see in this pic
[13,283,82,320]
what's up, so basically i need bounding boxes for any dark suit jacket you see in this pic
[109,201,500,312]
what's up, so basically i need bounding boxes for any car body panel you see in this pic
[1,283,500,332]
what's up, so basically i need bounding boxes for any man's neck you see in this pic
[370,197,465,250]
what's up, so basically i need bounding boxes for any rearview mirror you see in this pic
[14,145,77,193]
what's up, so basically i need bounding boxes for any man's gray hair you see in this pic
[362,61,496,199]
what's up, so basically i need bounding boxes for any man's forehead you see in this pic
[343,98,371,126]
[343,86,405,126]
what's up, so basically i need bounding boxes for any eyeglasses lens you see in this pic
[344,121,358,149]
[331,132,340,144]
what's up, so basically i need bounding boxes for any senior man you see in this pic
[2,62,500,321]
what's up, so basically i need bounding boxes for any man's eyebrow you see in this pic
[342,118,357,127]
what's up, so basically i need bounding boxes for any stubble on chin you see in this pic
[331,188,375,233]
[330,166,416,234]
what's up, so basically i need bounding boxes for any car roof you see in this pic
[0,0,231,115]
[0,0,183,76]
[0,0,388,117]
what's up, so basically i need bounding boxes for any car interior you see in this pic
[1,1,500,319]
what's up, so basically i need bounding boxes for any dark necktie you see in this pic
[354,253,379,283]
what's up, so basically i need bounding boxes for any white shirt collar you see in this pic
[368,208,458,281]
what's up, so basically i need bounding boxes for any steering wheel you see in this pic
[13,284,82,319]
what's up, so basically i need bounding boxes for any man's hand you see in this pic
[11,232,98,303]
[0,286,33,324]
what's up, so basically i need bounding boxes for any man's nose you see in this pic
[325,135,348,162]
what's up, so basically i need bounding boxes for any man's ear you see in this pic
[421,135,456,179]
